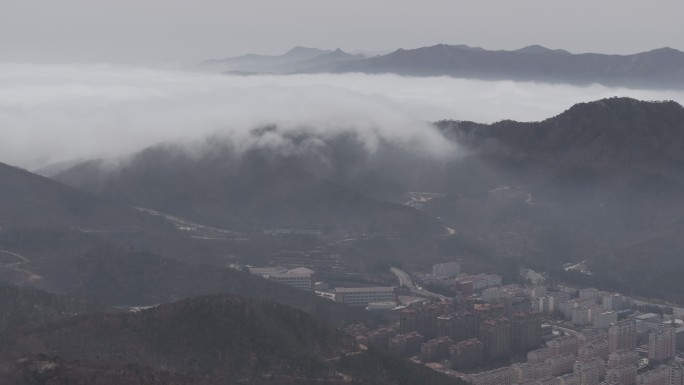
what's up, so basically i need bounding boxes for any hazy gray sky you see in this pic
[2,0,683,64]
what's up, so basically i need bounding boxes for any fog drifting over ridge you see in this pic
[2,63,684,169]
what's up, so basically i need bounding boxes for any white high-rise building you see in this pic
[608,319,637,353]
[648,324,676,363]
[432,261,460,278]
[593,311,618,330]
[602,293,630,311]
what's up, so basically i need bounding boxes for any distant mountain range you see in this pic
[203,44,684,89]
[200,46,367,74]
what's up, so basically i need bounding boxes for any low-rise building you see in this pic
[512,362,552,382]
[608,349,638,369]
[545,353,576,376]
[636,313,662,332]
[573,358,603,385]
[548,336,579,356]
[456,274,502,292]
[578,341,608,361]
[593,311,618,330]
[602,293,630,311]
[248,266,288,276]
[577,328,607,346]
[606,365,637,385]
[266,267,316,291]
[468,366,515,385]
[334,286,396,307]
[560,298,596,320]
[528,347,553,364]
[636,365,669,385]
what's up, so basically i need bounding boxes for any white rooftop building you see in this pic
[334,287,397,307]
[432,261,460,278]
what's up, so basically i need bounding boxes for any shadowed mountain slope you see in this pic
[0,228,382,327]
[0,283,99,332]
[0,295,466,385]
[0,162,170,232]
[52,143,446,237]
[431,98,684,302]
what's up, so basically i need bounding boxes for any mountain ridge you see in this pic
[206,44,684,89]
[0,294,466,385]
[327,44,684,89]
[430,97,684,302]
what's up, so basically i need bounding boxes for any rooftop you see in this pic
[335,286,395,293]
[249,266,287,275]
[288,267,315,275]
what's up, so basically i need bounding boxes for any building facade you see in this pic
[334,286,396,306]
[608,319,637,353]
[433,261,460,278]
[649,324,676,364]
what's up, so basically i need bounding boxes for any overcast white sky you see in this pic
[2,0,683,64]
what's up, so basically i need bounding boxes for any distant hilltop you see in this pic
[199,46,368,75]
[201,44,684,90]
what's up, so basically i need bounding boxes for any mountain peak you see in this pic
[640,47,684,58]
[284,46,327,56]
[557,97,684,118]
[515,45,571,54]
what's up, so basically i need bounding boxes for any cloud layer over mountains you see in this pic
[1,63,683,169]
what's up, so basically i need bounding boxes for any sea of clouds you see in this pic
[1,63,683,169]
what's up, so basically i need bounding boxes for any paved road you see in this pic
[0,249,42,282]
[390,267,415,289]
[390,267,449,301]
[632,299,684,318]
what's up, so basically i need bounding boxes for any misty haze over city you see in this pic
[3,64,684,169]
[2,1,684,385]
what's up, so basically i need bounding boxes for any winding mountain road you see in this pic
[390,267,449,301]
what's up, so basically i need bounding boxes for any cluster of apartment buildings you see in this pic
[463,314,684,385]
[344,298,544,372]
[522,286,631,328]
[424,262,504,295]
[435,279,684,385]
[252,260,684,385]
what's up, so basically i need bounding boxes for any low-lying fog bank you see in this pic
[1,63,683,168]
